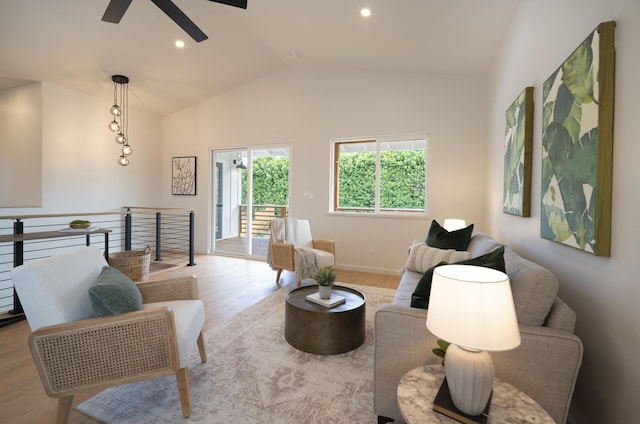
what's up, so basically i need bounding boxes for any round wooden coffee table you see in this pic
[284,285,366,355]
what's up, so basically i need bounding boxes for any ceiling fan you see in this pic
[102,0,248,43]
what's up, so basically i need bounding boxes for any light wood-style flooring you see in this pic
[0,254,400,424]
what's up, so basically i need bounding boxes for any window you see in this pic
[331,137,427,214]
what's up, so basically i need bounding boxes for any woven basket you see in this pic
[108,246,151,282]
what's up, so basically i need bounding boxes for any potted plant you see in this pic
[314,267,336,299]
[432,339,450,365]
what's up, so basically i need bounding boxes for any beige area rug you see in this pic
[76,284,395,423]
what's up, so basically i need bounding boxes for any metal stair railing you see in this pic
[0,207,195,327]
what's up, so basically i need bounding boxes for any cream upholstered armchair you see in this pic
[11,246,207,424]
[267,218,335,287]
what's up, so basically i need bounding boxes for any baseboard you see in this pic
[198,251,403,276]
[334,262,402,276]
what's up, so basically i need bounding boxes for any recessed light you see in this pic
[175,40,185,48]
[360,8,371,17]
[289,50,302,59]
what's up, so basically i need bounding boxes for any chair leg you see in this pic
[296,279,301,288]
[56,395,74,424]
[197,331,207,363]
[177,367,191,418]
[275,268,283,285]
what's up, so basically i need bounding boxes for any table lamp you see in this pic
[443,219,466,231]
[426,264,520,417]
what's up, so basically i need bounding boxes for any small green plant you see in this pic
[69,219,90,225]
[432,339,450,366]
[69,219,91,228]
[314,267,336,286]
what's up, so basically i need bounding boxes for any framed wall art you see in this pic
[172,156,197,196]
[503,86,533,217]
[540,21,615,256]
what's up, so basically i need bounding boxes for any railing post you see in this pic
[13,219,23,268]
[11,219,24,315]
[155,212,162,261]
[125,209,132,251]
[188,210,195,266]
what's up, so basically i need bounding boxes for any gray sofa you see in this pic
[374,232,583,423]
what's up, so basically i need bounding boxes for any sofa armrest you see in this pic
[374,304,439,421]
[28,308,179,397]
[137,275,199,303]
[493,324,583,424]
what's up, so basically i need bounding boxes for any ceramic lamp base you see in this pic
[444,344,494,416]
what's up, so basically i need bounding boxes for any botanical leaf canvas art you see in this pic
[503,87,533,216]
[540,22,614,256]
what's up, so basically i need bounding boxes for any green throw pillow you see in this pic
[425,220,474,251]
[89,266,142,317]
[410,246,506,309]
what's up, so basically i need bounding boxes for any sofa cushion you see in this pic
[467,232,504,258]
[405,241,471,273]
[393,270,422,306]
[89,266,143,317]
[504,247,558,326]
[425,220,474,251]
[410,246,506,309]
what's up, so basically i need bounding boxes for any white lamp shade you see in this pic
[426,264,520,351]
[443,218,466,231]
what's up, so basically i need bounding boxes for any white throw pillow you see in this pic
[405,241,471,273]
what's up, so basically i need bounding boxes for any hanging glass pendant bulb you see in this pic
[109,120,120,132]
[110,75,131,165]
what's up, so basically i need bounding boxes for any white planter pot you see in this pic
[318,285,332,299]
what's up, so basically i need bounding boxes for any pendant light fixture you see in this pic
[109,75,132,166]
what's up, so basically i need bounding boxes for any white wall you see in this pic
[163,67,489,273]
[0,82,163,214]
[0,82,42,207]
[487,0,640,422]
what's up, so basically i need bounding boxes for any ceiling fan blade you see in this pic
[102,0,133,23]
[150,0,208,42]
[210,0,247,9]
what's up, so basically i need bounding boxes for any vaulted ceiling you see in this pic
[0,0,519,116]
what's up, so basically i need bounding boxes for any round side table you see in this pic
[397,365,554,424]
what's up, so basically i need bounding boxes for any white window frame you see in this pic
[329,135,429,217]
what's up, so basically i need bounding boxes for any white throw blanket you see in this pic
[267,218,319,281]
[266,218,288,268]
[293,246,318,282]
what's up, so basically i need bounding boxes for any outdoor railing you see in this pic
[239,205,287,238]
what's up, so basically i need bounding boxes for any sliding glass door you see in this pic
[212,147,289,258]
